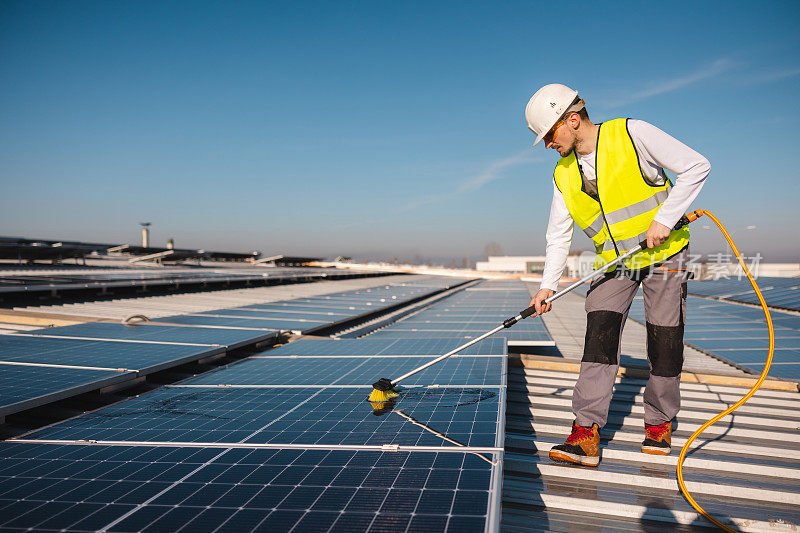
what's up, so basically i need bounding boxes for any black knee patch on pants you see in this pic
[646,322,684,377]
[583,311,623,365]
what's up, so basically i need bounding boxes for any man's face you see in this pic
[544,114,577,157]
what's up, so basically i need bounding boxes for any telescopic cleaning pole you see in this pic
[370,210,703,393]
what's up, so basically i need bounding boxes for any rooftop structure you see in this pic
[0,272,797,531]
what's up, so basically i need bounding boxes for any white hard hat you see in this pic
[525,84,582,146]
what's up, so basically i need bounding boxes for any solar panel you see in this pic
[0,442,496,533]
[0,365,134,416]
[0,335,224,375]
[24,322,275,350]
[26,386,503,448]
[259,338,507,357]
[627,296,800,380]
[181,356,506,387]
[153,284,443,332]
[689,277,800,311]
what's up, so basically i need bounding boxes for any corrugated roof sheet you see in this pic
[505,282,800,532]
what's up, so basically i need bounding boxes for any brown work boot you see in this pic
[642,421,672,455]
[549,422,600,466]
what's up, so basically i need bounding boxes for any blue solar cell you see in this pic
[0,443,495,532]
[0,335,223,374]
[27,386,503,448]
[738,362,800,380]
[696,339,774,350]
[0,365,134,416]
[26,322,275,350]
[183,356,505,386]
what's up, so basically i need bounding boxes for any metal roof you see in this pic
[504,282,800,532]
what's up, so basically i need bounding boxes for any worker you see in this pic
[525,84,710,466]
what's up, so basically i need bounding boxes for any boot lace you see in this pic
[565,423,594,444]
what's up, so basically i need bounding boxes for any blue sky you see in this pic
[1,1,798,261]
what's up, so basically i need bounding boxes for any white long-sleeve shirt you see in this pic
[540,119,710,291]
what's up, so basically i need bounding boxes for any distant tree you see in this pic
[484,241,503,258]
[461,257,471,269]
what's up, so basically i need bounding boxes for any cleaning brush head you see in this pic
[368,386,399,403]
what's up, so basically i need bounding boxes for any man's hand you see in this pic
[529,288,555,315]
[646,220,671,249]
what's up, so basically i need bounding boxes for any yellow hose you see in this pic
[676,210,775,532]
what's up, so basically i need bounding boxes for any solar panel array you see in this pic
[0,277,528,532]
[366,284,552,348]
[152,279,460,335]
[627,295,800,380]
[0,267,385,300]
[0,278,457,419]
[689,276,800,311]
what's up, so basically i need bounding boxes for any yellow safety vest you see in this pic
[554,118,689,271]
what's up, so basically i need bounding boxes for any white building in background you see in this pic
[475,256,546,274]
[476,252,596,278]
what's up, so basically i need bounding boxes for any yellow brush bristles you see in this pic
[368,388,399,403]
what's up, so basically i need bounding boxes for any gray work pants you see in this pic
[573,248,689,428]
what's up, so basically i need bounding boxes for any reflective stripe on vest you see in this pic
[553,118,689,270]
[602,188,671,226]
[596,232,648,253]
[584,216,606,238]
